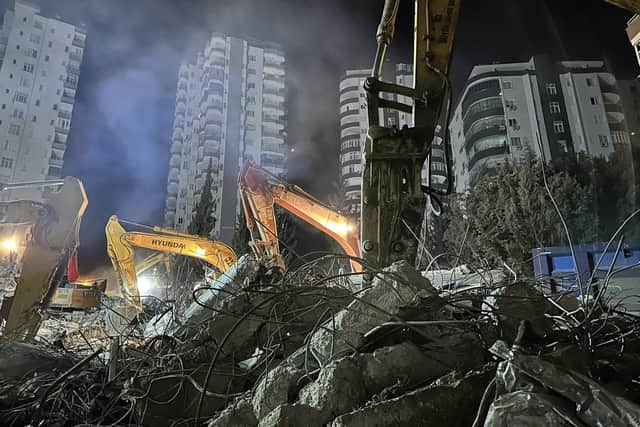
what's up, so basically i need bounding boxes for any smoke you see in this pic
[0,0,634,272]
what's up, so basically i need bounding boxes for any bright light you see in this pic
[1,239,17,252]
[137,275,156,296]
[324,220,353,236]
[195,248,206,256]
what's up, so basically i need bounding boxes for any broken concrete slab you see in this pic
[298,340,482,423]
[484,282,553,342]
[252,363,307,419]
[331,364,495,427]
[207,396,257,427]
[258,404,324,427]
[308,261,438,364]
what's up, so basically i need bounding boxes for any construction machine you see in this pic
[0,177,88,339]
[240,0,640,273]
[239,160,361,272]
[105,215,237,310]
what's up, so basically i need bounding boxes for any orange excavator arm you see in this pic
[239,161,361,272]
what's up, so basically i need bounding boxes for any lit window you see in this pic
[553,121,565,134]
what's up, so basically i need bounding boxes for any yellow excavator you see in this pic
[0,177,88,339]
[105,215,237,310]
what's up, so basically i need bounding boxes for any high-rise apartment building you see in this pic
[450,56,631,191]
[339,64,422,214]
[0,1,85,201]
[164,33,287,244]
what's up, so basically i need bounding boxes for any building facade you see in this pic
[627,14,640,69]
[164,33,287,244]
[0,0,85,201]
[450,56,630,191]
[339,64,426,214]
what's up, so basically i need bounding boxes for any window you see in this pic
[502,81,512,89]
[249,54,256,61]
[246,110,255,117]
[248,82,255,89]
[546,83,557,95]
[29,34,40,44]
[508,118,518,127]
[553,121,565,134]
[599,135,609,147]
[34,20,43,30]
[32,115,37,122]
[35,99,40,106]
[558,140,568,152]
[8,124,21,136]
[13,92,27,104]
[23,63,34,73]
[178,218,183,225]
[11,109,24,119]
[586,78,593,87]
[247,96,256,104]
[44,55,49,62]
[48,41,53,48]
[590,97,599,105]
[511,137,522,147]
[25,48,37,58]
[550,102,561,114]
[64,46,69,53]
[1,158,13,169]
[247,68,256,75]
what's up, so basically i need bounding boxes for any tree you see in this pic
[188,159,216,238]
[444,152,597,272]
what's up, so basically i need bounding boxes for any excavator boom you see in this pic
[2,177,88,339]
[239,161,361,272]
[106,215,237,310]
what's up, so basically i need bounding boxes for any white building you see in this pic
[339,64,421,214]
[0,0,85,201]
[164,33,287,244]
[450,56,630,191]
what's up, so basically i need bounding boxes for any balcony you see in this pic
[58,110,72,120]
[64,78,78,90]
[53,141,66,152]
[203,141,219,156]
[170,154,181,168]
[55,126,69,135]
[72,34,86,48]
[167,182,179,196]
[69,51,83,62]
[166,196,177,209]
[262,142,286,156]
[168,168,180,183]
[49,158,64,169]
[463,105,504,134]
[61,94,75,105]
[464,125,507,152]
[468,145,509,171]
[170,141,182,154]
[264,64,285,77]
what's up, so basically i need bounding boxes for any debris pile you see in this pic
[3,255,640,426]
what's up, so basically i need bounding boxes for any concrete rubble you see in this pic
[2,255,640,426]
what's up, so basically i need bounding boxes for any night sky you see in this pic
[0,0,637,273]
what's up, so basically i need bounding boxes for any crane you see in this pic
[105,215,237,310]
[239,160,361,273]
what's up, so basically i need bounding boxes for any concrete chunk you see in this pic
[258,404,324,427]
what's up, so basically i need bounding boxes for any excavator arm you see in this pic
[106,215,237,310]
[239,161,361,272]
[2,177,88,339]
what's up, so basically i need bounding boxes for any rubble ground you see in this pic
[2,254,640,426]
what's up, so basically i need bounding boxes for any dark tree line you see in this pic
[424,150,640,272]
